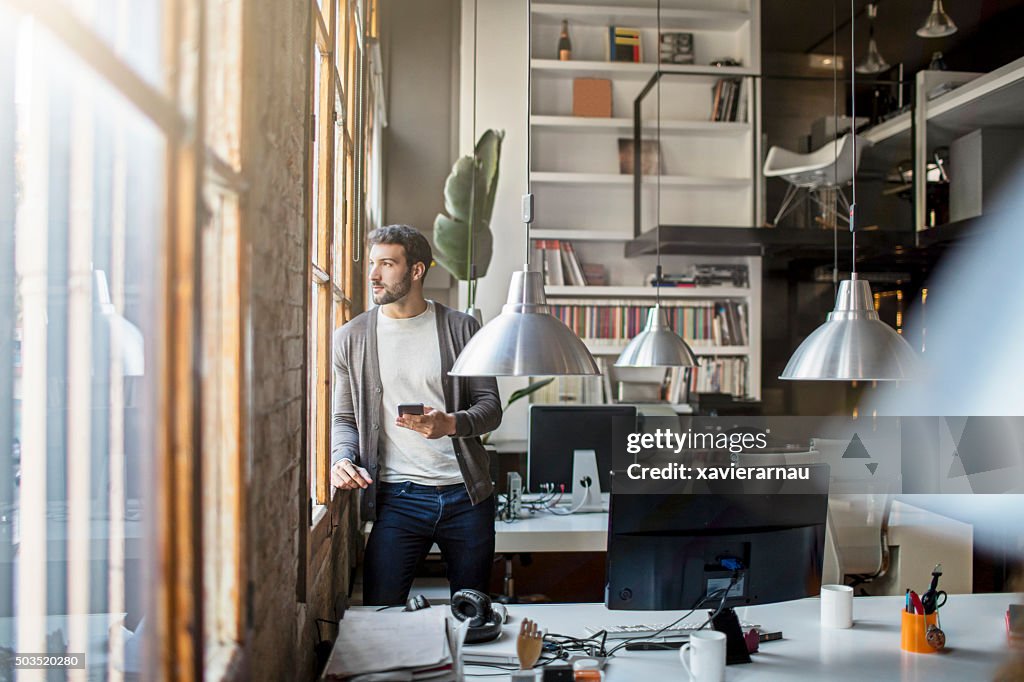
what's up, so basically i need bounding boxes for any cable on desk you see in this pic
[603,570,742,657]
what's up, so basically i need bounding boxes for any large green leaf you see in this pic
[433,129,504,281]
[506,377,556,406]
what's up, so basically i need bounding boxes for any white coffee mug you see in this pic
[820,584,854,629]
[679,630,726,682]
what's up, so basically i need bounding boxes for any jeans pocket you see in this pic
[380,482,408,498]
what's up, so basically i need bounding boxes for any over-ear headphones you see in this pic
[451,589,507,644]
[403,589,506,644]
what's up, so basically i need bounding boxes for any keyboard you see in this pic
[585,621,759,640]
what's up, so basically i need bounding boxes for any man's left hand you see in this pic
[396,406,456,439]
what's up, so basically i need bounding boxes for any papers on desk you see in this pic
[323,609,467,681]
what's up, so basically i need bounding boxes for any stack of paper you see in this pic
[323,609,466,681]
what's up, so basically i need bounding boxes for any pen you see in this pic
[909,590,924,616]
[905,589,911,613]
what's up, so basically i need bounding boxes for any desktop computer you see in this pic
[527,405,637,494]
[605,463,830,663]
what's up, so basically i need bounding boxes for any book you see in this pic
[617,138,660,175]
[323,608,463,680]
[561,241,588,286]
[542,240,565,285]
[582,263,608,286]
[609,26,643,63]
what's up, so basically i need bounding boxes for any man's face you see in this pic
[368,242,415,305]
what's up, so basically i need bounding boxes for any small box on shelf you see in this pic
[572,78,612,118]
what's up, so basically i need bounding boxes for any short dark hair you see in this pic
[367,224,433,271]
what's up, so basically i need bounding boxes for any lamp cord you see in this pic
[849,0,857,278]
[832,0,838,298]
[655,0,662,308]
[524,0,533,269]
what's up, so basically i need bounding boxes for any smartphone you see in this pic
[397,403,424,416]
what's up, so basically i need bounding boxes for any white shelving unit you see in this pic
[528,0,763,403]
[862,55,1024,232]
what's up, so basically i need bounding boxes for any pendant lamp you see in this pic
[855,4,889,75]
[916,0,957,38]
[450,0,599,377]
[780,0,918,382]
[615,0,697,369]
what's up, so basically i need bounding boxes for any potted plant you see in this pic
[432,129,504,311]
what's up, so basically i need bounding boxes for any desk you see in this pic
[468,593,1019,681]
[495,512,607,553]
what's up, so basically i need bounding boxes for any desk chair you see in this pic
[766,443,897,589]
[763,134,870,227]
[824,487,896,588]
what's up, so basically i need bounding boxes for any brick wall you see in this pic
[241,1,358,679]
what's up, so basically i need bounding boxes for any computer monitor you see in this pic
[527,404,637,494]
[606,463,830,612]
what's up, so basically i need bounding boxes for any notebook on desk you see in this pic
[460,616,523,666]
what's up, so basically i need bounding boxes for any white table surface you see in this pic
[495,511,608,553]
[468,593,1021,681]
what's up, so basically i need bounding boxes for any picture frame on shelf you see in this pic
[618,138,660,175]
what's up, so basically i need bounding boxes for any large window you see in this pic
[2,0,245,677]
[306,0,381,522]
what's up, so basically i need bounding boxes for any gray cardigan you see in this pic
[331,302,501,520]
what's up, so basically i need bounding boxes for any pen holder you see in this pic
[900,610,939,654]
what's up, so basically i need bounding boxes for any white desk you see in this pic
[495,511,607,553]
[468,593,1020,681]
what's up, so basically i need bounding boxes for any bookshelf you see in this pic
[455,0,764,437]
[525,0,763,408]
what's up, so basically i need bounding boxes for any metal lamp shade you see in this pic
[450,269,600,376]
[856,37,890,74]
[780,278,918,381]
[916,0,957,38]
[615,304,697,368]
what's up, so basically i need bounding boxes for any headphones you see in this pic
[404,589,508,644]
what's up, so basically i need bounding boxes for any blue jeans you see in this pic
[363,481,496,606]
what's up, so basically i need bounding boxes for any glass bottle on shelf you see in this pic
[558,19,572,61]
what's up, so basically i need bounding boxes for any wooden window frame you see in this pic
[8,1,249,679]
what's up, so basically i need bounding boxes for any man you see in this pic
[331,224,502,606]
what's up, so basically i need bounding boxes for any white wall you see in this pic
[460,0,532,440]
[381,0,460,304]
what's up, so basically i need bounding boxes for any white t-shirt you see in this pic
[375,301,462,485]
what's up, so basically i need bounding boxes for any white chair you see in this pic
[763,134,871,227]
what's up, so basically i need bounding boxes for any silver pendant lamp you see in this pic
[855,4,890,75]
[916,0,957,38]
[780,0,918,382]
[615,0,697,369]
[450,0,599,377]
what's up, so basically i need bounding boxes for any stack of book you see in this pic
[649,272,697,288]
[323,609,463,681]
[710,78,746,122]
[711,301,748,346]
[666,357,749,403]
[694,263,749,287]
[531,239,587,286]
[547,300,747,346]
